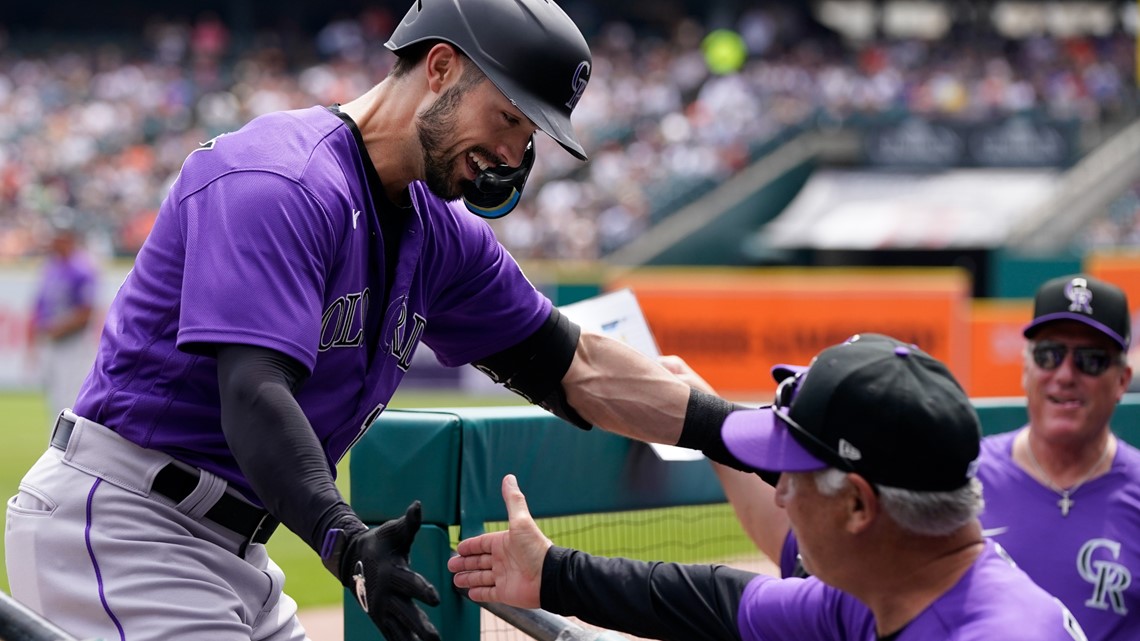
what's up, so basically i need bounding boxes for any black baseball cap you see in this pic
[1023,274,1131,349]
[722,334,981,492]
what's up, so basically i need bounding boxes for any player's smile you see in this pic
[464,149,494,181]
[1046,394,1083,409]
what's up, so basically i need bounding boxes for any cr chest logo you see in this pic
[1078,538,1131,615]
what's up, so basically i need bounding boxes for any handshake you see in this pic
[320,501,441,641]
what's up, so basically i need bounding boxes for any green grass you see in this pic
[0,390,525,607]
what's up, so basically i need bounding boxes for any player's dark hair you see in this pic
[389,41,486,93]
[389,41,433,78]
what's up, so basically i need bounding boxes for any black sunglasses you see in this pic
[1031,341,1119,377]
[772,373,856,474]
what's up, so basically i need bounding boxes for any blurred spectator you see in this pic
[0,7,1136,263]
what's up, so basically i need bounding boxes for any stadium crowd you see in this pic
[1,6,1136,261]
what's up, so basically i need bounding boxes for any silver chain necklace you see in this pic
[1024,438,1111,517]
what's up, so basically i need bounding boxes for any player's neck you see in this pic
[1017,428,1114,488]
[340,80,421,201]
[859,524,984,636]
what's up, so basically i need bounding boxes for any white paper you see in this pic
[559,289,705,461]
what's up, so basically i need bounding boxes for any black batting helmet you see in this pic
[385,0,592,160]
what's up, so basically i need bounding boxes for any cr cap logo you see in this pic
[1065,277,1094,315]
[565,61,590,110]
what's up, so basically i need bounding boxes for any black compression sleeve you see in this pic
[540,546,755,641]
[216,345,364,552]
[472,307,591,430]
[677,389,751,470]
[677,389,781,486]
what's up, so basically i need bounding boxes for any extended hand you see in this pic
[323,502,441,641]
[448,474,552,608]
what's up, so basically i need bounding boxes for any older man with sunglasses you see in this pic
[661,273,1140,640]
[976,273,1140,640]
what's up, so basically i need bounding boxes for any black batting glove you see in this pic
[320,501,441,641]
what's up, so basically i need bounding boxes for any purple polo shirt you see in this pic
[978,429,1140,641]
[74,106,549,497]
[744,540,1086,640]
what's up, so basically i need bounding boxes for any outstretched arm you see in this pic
[658,354,790,569]
[450,474,757,641]
[449,474,552,608]
[562,331,696,444]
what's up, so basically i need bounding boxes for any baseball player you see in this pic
[26,215,98,417]
[451,335,1089,641]
[4,2,721,640]
[667,274,1140,640]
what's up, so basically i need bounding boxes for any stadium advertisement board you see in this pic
[608,267,971,399]
[862,116,1080,168]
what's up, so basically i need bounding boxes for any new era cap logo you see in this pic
[1064,277,1093,315]
[837,438,862,461]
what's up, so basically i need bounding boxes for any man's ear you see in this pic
[845,474,879,534]
[425,43,461,93]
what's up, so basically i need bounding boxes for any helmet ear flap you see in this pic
[462,138,535,219]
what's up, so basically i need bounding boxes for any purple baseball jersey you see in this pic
[32,250,97,332]
[73,106,550,498]
[978,429,1140,641]
[743,540,1086,640]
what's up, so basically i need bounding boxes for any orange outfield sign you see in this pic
[967,299,1033,398]
[608,268,971,400]
[1087,252,1140,370]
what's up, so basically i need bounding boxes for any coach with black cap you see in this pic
[450,333,1088,641]
[974,273,1140,641]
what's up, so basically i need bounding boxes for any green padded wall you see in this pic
[346,397,1140,640]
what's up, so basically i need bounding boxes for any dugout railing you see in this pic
[345,396,1140,640]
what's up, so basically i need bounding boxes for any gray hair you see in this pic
[814,468,984,537]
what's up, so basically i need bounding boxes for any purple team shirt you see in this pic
[747,540,1085,640]
[978,429,1140,641]
[74,106,550,498]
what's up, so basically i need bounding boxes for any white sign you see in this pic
[560,289,705,461]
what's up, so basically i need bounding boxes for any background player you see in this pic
[4,1,732,640]
[26,214,98,420]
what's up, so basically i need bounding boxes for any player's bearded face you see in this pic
[417,83,470,201]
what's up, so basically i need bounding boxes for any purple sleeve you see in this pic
[177,171,335,371]
[419,196,550,366]
[737,575,875,641]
